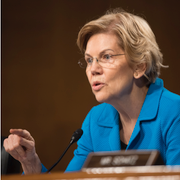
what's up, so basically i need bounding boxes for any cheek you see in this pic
[86,70,91,83]
[107,66,134,87]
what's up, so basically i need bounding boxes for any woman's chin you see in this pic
[94,94,110,104]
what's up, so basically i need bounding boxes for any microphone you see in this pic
[46,128,83,173]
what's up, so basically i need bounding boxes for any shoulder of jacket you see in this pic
[87,103,119,127]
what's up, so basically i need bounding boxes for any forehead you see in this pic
[85,33,122,55]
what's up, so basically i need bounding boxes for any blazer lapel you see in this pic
[96,103,121,151]
[109,124,121,150]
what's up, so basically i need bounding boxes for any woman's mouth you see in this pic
[92,82,105,91]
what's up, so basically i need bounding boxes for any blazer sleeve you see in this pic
[22,164,47,174]
[65,109,94,172]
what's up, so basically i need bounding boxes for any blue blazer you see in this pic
[65,78,180,172]
[41,78,180,173]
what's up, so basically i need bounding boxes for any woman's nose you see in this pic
[90,58,103,75]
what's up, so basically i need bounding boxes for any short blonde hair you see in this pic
[77,8,167,85]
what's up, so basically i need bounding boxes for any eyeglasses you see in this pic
[78,53,125,68]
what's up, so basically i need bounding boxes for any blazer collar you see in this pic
[138,78,163,121]
[127,78,164,148]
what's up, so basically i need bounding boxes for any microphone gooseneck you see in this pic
[46,128,83,173]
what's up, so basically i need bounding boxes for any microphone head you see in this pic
[70,128,83,144]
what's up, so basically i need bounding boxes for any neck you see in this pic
[113,81,149,145]
[111,82,149,124]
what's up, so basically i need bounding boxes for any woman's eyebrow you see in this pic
[84,53,92,57]
[85,49,114,57]
[99,49,114,56]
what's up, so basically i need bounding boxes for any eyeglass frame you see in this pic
[78,53,125,68]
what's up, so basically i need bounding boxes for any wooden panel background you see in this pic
[2,0,180,172]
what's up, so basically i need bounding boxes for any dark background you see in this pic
[2,0,180,173]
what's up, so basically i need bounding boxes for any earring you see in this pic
[135,72,138,77]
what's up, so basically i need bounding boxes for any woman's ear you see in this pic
[133,63,147,79]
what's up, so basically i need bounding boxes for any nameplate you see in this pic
[82,150,164,169]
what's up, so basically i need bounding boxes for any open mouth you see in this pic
[93,82,102,86]
[95,82,101,86]
[92,82,104,91]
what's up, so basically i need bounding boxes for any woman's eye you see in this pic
[103,54,111,60]
[85,58,93,64]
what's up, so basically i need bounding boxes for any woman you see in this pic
[4,8,180,174]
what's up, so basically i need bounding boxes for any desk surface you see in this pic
[2,166,180,180]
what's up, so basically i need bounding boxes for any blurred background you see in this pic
[2,0,180,173]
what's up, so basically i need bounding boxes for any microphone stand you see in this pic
[46,142,72,173]
[46,129,83,173]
